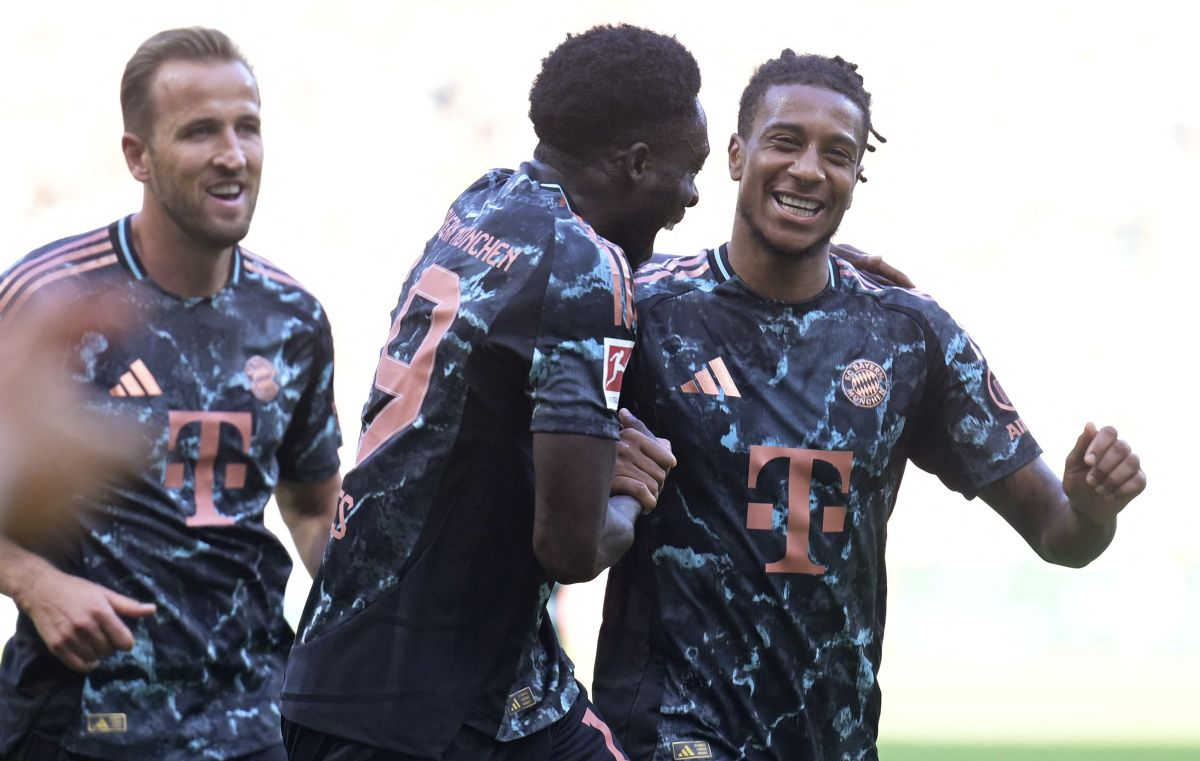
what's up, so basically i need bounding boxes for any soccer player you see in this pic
[277,24,700,761]
[0,28,342,761]
[593,51,1147,761]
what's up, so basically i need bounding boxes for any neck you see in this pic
[132,203,233,299]
[727,222,831,302]
[527,154,651,267]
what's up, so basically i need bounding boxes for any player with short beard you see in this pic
[0,28,342,761]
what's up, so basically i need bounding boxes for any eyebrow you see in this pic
[762,120,859,146]
[176,117,217,132]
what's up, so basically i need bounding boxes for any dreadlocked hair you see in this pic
[737,50,885,181]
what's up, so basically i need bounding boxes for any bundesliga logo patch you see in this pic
[602,338,634,411]
[842,359,889,409]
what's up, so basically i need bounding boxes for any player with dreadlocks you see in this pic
[593,50,1145,761]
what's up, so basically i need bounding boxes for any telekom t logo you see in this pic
[164,411,253,527]
[746,446,853,574]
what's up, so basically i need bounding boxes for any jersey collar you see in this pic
[115,214,243,288]
[711,242,838,295]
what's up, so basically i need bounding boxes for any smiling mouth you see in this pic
[775,192,822,219]
[208,183,245,201]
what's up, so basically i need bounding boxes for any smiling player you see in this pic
[0,28,342,761]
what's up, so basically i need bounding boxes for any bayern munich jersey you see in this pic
[0,216,341,760]
[594,244,1042,761]
[280,164,636,755]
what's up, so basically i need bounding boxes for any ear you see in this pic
[727,133,745,181]
[621,142,652,185]
[846,160,863,211]
[122,133,151,183]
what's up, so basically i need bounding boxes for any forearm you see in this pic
[1035,499,1117,568]
[282,512,331,577]
[0,535,58,610]
[588,495,642,579]
[276,473,341,578]
[981,459,1117,569]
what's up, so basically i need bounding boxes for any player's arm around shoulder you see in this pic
[979,423,1146,567]
[831,241,916,288]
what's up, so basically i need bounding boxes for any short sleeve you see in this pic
[908,306,1042,498]
[276,306,342,482]
[527,221,635,440]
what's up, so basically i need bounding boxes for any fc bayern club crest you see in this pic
[842,359,889,409]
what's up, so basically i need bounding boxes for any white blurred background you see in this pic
[3,0,1195,747]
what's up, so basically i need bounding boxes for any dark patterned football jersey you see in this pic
[0,216,341,760]
[594,244,1041,761]
[280,164,636,756]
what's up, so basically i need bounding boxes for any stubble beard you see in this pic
[148,160,256,251]
[738,200,836,264]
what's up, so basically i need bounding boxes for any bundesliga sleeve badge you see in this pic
[602,337,634,411]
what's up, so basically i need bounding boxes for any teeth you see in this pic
[776,193,820,217]
[210,184,242,198]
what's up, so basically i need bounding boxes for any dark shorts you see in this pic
[283,686,627,761]
[0,732,288,761]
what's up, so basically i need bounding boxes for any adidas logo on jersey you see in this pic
[508,686,536,713]
[86,713,128,733]
[671,740,713,759]
[109,359,162,397]
[680,357,740,398]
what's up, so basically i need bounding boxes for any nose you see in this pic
[685,177,700,208]
[788,146,824,184]
[212,127,247,172]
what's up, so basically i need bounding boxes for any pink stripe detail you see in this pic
[243,258,304,289]
[602,245,624,327]
[615,244,635,329]
[0,240,113,313]
[0,229,108,296]
[582,708,627,761]
[636,269,674,286]
[6,254,119,317]
[668,251,708,271]
[677,260,710,278]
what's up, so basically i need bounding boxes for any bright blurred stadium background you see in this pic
[4,2,1196,757]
